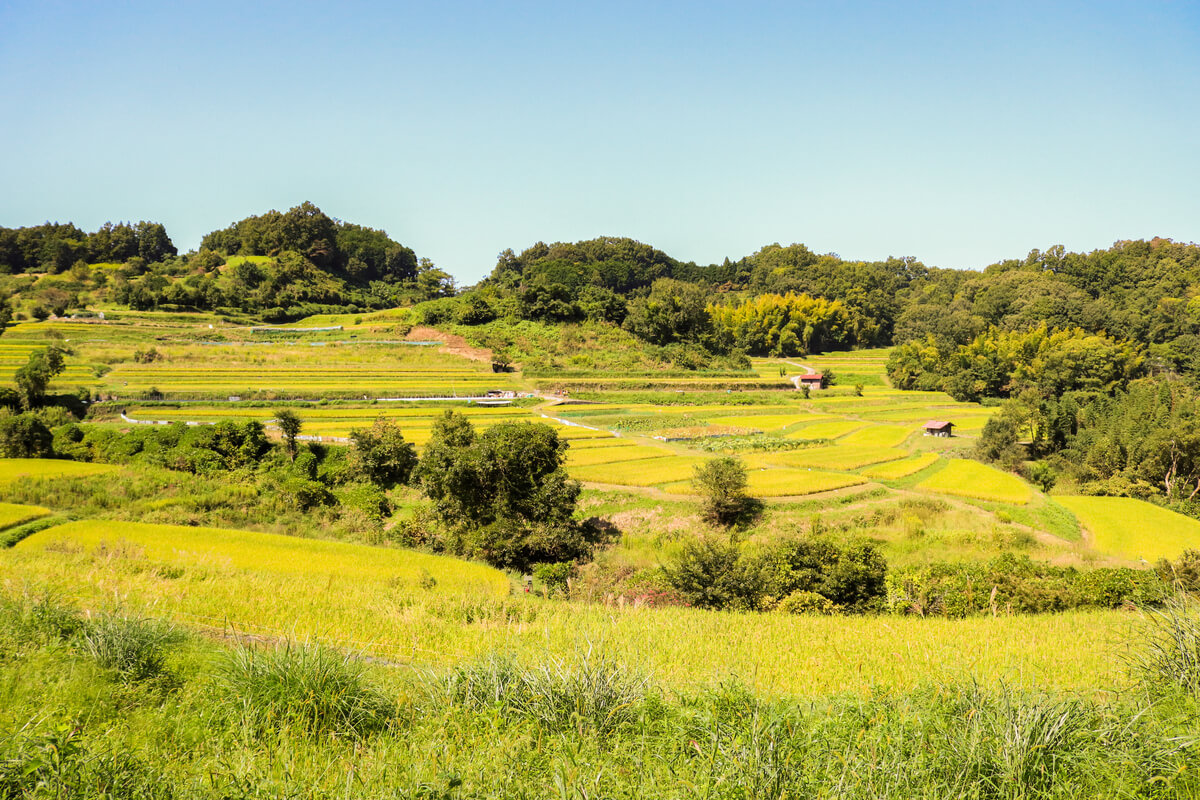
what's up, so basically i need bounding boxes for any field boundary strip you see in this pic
[161,611,473,666]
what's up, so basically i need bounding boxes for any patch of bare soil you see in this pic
[406,326,493,363]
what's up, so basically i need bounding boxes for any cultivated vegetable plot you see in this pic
[916,459,1033,504]
[1057,496,1200,561]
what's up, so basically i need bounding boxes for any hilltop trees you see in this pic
[708,292,873,356]
[622,278,713,346]
[0,221,175,273]
[887,326,1145,402]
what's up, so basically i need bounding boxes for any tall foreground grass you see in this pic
[1,593,1198,798]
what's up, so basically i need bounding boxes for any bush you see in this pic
[662,535,751,610]
[665,535,888,613]
[887,555,1169,617]
[753,536,888,613]
[216,641,397,739]
[349,417,417,488]
[440,651,650,736]
[776,590,836,615]
[532,561,575,597]
[77,614,182,683]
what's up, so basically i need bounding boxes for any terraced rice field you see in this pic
[705,413,826,430]
[663,468,867,497]
[0,503,51,530]
[862,452,941,480]
[1057,496,1200,562]
[564,444,674,467]
[787,420,868,440]
[916,459,1033,504]
[4,519,1128,694]
[103,366,518,396]
[120,405,616,444]
[753,445,908,470]
[840,424,915,448]
[0,459,117,483]
[0,343,103,387]
[569,456,712,486]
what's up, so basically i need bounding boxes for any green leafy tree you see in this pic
[691,456,755,526]
[0,412,53,457]
[275,409,302,462]
[416,412,608,570]
[14,346,68,410]
[623,278,712,345]
[348,417,418,488]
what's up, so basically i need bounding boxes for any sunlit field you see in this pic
[6,520,1133,697]
[0,458,118,483]
[917,459,1034,504]
[1058,496,1200,562]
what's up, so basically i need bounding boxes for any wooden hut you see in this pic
[923,420,954,437]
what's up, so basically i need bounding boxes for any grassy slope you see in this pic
[6,521,1129,696]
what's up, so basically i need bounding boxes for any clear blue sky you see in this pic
[1,1,1197,283]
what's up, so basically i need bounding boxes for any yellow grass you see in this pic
[917,459,1033,504]
[1057,496,1200,562]
[0,459,117,484]
[565,437,639,449]
[1,525,1133,696]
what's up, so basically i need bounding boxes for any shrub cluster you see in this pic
[886,553,1169,617]
[663,535,888,613]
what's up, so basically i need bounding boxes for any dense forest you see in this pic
[0,202,452,320]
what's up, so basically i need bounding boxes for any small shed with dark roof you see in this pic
[923,420,954,437]
[798,373,824,389]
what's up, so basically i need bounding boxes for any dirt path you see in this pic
[405,326,494,363]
